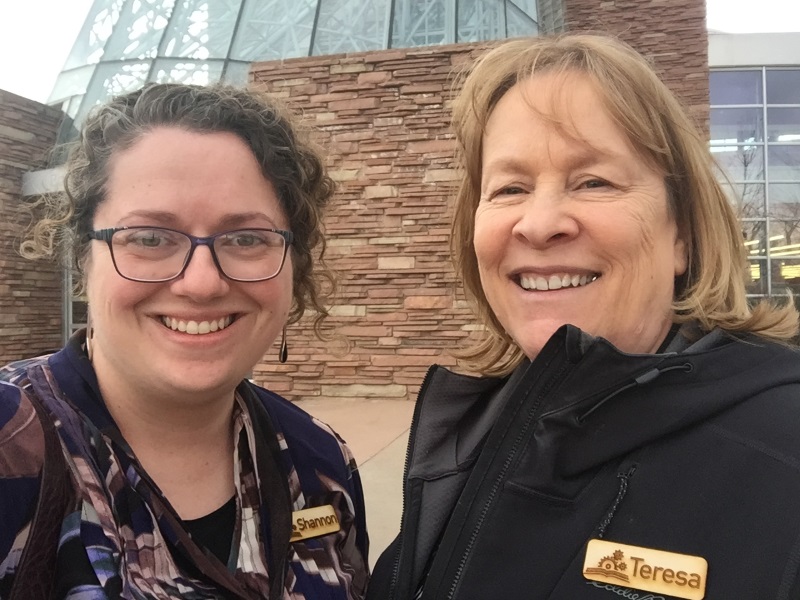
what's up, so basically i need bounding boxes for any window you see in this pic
[711,68,800,302]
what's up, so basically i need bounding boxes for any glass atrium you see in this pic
[49,0,539,136]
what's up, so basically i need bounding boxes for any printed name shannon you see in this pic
[630,557,703,588]
[295,513,340,532]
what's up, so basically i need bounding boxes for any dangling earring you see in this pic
[278,325,288,363]
[86,312,94,362]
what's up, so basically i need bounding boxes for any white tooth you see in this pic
[535,277,548,291]
[161,316,169,328]
[198,321,210,334]
[177,320,187,332]
[186,321,199,334]
[519,276,534,290]
[561,274,570,287]
[171,318,179,330]
[209,319,219,332]
[224,316,233,327]
[571,274,580,287]
[579,275,588,286]
[548,275,562,290]
[218,318,227,330]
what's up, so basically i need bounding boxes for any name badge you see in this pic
[290,505,341,542]
[583,539,708,600]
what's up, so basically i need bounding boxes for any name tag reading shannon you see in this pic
[583,539,708,600]
[291,505,341,542]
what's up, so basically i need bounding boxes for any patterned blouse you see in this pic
[0,331,369,599]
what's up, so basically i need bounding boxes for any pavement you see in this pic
[294,398,414,567]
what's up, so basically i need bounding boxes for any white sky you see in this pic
[0,0,798,103]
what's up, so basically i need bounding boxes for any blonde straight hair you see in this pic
[450,34,798,376]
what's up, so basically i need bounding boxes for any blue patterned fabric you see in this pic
[0,331,368,599]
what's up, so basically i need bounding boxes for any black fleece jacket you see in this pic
[368,325,800,600]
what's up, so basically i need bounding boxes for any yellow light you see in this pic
[780,264,800,281]
[750,262,761,281]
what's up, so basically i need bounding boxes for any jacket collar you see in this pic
[411,325,800,480]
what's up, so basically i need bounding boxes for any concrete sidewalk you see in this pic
[295,398,414,567]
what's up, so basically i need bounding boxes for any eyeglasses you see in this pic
[88,226,294,283]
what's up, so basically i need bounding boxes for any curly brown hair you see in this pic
[23,82,335,332]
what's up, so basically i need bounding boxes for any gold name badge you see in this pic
[583,539,708,600]
[290,505,341,542]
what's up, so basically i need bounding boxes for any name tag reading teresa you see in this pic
[583,539,708,600]
[290,505,341,542]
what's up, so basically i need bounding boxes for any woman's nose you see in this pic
[170,245,230,299]
[511,191,579,248]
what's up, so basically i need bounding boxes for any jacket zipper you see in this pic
[390,364,439,600]
[445,361,574,600]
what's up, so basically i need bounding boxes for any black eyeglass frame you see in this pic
[87,226,294,283]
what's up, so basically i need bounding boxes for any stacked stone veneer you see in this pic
[0,90,63,363]
[249,0,708,402]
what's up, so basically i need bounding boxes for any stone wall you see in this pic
[249,0,708,402]
[0,90,63,363]
[564,0,709,129]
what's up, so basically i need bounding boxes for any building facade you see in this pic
[10,0,787,405]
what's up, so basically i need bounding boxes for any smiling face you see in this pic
[474,72,687,359]
[86,127,292,405]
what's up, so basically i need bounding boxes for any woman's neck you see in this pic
[92,355,239,518]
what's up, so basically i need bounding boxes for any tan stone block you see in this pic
[404,295,452,310]
[328,305,367,317]
[378,257,415,270]
[363,185,397,198]
[331,63,367,74]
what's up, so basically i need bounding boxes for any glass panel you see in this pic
[161,0,242,59]
[768,220,800,259]
[766,69,800,105]
[506,1,537,37]
[49,66,96,103]
[773,258,800,295]
[721,182,765,218]
[767,107,800,142]
[458,0,505,43]
[508,0,536,19]
[149,58,224,85]
[314,0,392,55]
[768,145,800,181]
[73,61,152,125]
[711,145,764,181]
[742,220,767,257]
[710,107,763,144]
[709,70,762,105]
[770,183,800,203]
[64,0,125,68]
[391,0,449,49]
[221,60,251,85]
[747,259,767,295]
[103,0,175,60]
[230,0,317,61]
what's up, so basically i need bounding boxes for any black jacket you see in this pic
[368,325,800,600]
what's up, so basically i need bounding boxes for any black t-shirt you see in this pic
[183,495,237,564]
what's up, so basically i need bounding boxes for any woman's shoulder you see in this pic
[0,382,47,565]
[0,380,46,468]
